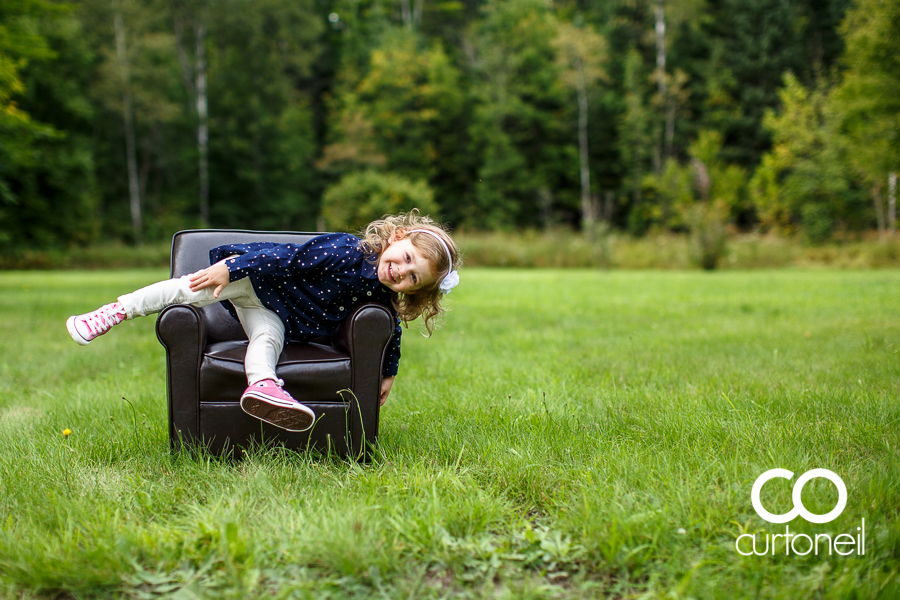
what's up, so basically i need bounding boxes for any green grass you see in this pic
[0,268,898,598]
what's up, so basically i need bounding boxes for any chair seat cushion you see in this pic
[199,341,352,404]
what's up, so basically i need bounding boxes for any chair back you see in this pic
[170,229,322,343]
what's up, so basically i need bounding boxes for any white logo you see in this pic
[751,468,847,524]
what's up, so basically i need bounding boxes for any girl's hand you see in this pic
[380,376,395,406]
[189,261,230,298]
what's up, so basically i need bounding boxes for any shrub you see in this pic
[321,171,438,232]
[687,201,728,270]
[801,203,834,245]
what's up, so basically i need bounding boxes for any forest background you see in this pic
[1,0,898,258]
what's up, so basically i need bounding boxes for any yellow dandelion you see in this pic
[63,428,71,438]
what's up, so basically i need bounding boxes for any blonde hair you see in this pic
[359,210,459,336]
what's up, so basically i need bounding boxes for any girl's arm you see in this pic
[214,235,358,282]
[189,260,230,297]
[209,242,278,263]
[192,242,283,297]
[219,244,294,280]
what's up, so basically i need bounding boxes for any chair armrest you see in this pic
[156,304,208,450]
[334,303,392,357]
[334,303,394,458]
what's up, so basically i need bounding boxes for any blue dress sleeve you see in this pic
[211,235,354,282]
[210,242,281,281]
[382,317,402,377]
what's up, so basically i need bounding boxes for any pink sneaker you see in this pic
[66,302,127,345]
[240,379,315,432]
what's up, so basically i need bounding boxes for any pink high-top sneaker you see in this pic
[66,302,127,345]
[240,379,315,432]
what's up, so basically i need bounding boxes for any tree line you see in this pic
[1,0,897,248]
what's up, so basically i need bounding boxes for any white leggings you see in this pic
[119,276,284,385]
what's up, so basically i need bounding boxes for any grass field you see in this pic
[0,268,898,599]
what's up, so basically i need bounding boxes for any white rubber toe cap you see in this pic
[66,316,91,346]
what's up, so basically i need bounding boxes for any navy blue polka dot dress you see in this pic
[209,233,401,377]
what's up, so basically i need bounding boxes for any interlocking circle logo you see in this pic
[751,468,847,524]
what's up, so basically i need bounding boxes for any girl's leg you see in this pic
[120,275,281,384]
[68,275,256,346]
[123,275,287,385]
[118,276,256,319]
[69,273,314,431]
[229,293,285,385]
[230,291,315,432]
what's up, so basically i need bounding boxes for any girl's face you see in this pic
[377,237,437,294]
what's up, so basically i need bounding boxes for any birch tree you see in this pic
[889,172,897,235]
[86,0,179,243]
[653,0,665,175]
[553,22,607,229]
[399,0,424,29]
[173,0,210,227]
[111,0,142,243]
[619,47,652,233]
[651,0,703,169]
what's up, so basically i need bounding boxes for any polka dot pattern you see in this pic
[209,233,401,377]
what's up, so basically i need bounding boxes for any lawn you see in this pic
[0,268,898,599]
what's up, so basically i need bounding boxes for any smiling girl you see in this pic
[65,212,460,432]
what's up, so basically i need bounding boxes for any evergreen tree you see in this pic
[751,73,861,238]
[697,0,851,167]
[1,0,98,246]
[206,0,323,230]
[466,0,575,229]
[833,0,900,234]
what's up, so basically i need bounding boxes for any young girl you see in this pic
[66,212,460,433]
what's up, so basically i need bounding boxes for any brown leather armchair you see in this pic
[155,230,393,459]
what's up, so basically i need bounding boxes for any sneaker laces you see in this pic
[273,379,296,401]
[82,304,124,337]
